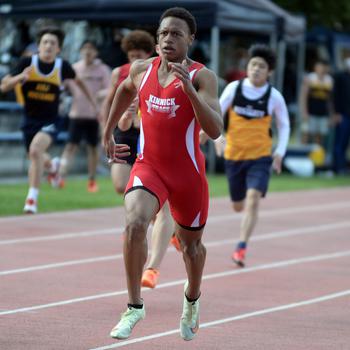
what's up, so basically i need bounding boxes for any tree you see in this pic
[274,0,350,30]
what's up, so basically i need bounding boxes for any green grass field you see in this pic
[0,174,349,217]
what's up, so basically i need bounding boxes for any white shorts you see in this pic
[308,115,329,136]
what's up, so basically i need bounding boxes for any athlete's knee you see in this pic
[232,202,244,212]
[111,174,127,194]
[246,191,260,212]
[125,217,148,242]
[182,239,206,260]
[112,177,126,194]
[246,201,259,214]
[114,184,125,194]
[28,144,42,160]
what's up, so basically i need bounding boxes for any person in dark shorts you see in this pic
[57,40,111,192]
[0,26,96,214]
[215,44,290,267]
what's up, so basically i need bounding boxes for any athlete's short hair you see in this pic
[37,26,65,48]
[121,30,155,55]
[248,44,276,71]
[159,7,197,35]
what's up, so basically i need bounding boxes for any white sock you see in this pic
[27,187,39,200]
[49,157,60,173]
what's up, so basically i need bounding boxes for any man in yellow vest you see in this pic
[215,44,290,267]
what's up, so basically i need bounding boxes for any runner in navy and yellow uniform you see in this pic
[0,27,96,214]
[215,44,290,267]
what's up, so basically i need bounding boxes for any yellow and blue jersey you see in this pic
[225,80,273,161]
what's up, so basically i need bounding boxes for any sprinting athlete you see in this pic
[102,30,176,289]
[0,26,96,214]
[103,7,222,341]
[215,44,290,267]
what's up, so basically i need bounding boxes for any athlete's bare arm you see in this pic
[170,61,222,139]
[100,67,120,126]
[118,97,139,131]
[0,67,32,93]
[114,67,140,131]
[193,68,222,139]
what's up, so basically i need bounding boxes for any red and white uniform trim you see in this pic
[125,57,209,229]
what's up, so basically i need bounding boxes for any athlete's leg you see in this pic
[110,160,171,339]
[86,144,99,192]
[225,159,246,213]
[238,156,271,244]
[124,189,159,304]
[176,225,205,341]
[308,116,317,146]
[60,118,82,177]
[87,144,99,180]
[176,225,206,300]
[59,143,79,178]
[110,188,158,340]
[301,119,309,144]
[145,201,174,270]
[232,200,244,213]
[28,131,53,188]
[43,152,53,171]
[111,163,132,194]
[23,132,53,213]
[312,119,323,146]
[85,119,100,184]
[238,188,261,243]
[231,157,271,266]
[231,190,260,267]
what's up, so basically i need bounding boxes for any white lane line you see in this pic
[0,228,124,245]
[208,201,350,224]
[207,220,350,247]
[1,186,348,224]
[89,289,350,349]
[0,254,123,276]
[0,207,117,223]
[1,249,350,316]
[1,201,350,246]
[2,220,350,276]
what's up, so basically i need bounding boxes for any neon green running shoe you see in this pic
[180,282,200,341]
[110,304,145,339]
